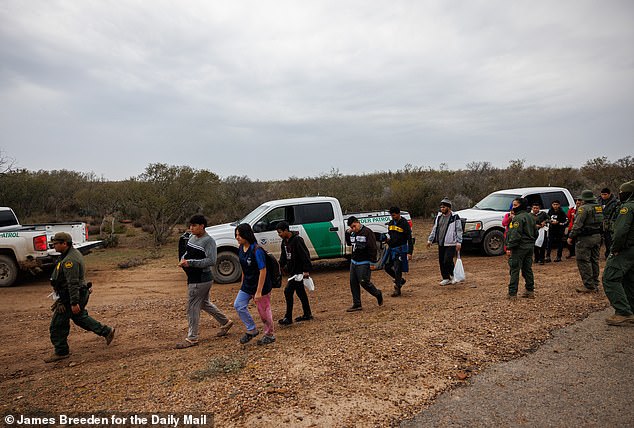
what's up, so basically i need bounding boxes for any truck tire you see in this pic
[0,255,18,287]
[213,251,242,284]
[482,229,505,256]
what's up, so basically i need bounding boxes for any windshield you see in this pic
[473,193,521,212]
[239,204,271,225]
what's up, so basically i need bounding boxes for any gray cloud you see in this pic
[1,0,632,180]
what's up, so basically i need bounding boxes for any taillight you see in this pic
[34,235,48,251]
[85,224,89,240]
[408,219,413,229]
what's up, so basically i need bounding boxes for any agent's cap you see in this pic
[51,232,72,244]
[619,180,634,193]
[576,190,595,203]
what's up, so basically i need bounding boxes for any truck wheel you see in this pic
[0,255,18,287]
[482,230,505,256]
[213,251,242,284]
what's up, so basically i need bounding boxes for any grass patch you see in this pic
[190,355,246,381]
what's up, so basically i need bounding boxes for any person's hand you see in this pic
[71,304,80,315]
[506,250,511,257]
[456,243,462,252]
[178,259,189,268]
[426,241,432,249]
[254,292,262,303]
[567,238,573,246]
[303,272,310,278]
[407,254,412,261]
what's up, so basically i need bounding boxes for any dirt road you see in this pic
[0,224,609,427]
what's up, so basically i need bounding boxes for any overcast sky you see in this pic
[1,1,632,181]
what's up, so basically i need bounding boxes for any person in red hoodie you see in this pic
[565,198,580,258]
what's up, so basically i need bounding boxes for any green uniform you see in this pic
[602,198,634,316]
[569,202,603,290]
[505,210,536,295]
[50,247,111,356]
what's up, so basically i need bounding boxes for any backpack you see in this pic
[255,245,282,289]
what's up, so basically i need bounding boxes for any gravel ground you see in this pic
[402,307,634,428]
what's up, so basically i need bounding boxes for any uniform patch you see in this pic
[64,261,74,269]
[510,221,518,229]
[594,206,602,213]
[621,207,629,215]
[578,207,584,214]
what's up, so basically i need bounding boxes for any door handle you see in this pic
[329,227,339,232]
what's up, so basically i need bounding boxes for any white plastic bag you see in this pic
[303,276,315,292]
[535,228,546,248]
[453,256,466,282]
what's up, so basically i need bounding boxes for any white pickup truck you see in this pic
[456,187,575,256]
[0,207,103,287]
[196,196,412,283]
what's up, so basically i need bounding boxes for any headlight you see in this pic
[464,221,482,232]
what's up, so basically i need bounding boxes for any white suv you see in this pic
[456,187,575,256]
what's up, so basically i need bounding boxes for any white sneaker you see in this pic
[439,279,451,285]
[451,279,458,284]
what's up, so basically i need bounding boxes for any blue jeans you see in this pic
[234,290,257,333]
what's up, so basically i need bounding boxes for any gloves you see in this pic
[51,300,66,314]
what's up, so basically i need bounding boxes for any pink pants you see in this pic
[256,293,274,336]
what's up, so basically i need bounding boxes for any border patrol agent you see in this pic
[568,190,603,293]
[602,181,634,326]
[45,232,115,363]
[505,198,536,299]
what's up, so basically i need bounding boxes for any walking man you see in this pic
[385,206,413,297]
[276,221,313,325]
[176,215,233,348]
[568,190,603,293]
[46,232,115,363]
[547,200,568,262]
[505,198,536,299]
[602,181,634,326]
[530,203,548,264]
[345,216,383,312]
[427,198,463,285]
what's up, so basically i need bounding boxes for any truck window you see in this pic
[541,191,569,210]
[0,210,18,228]
[293,202,335,224]
[524,194,544,209]
[258,206,294,231]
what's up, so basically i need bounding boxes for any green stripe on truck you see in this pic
[303,222,342,258]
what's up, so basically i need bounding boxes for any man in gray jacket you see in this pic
[176,215,233,348]
[427,198,463,285]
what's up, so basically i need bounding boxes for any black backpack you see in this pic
[255,245,282,289]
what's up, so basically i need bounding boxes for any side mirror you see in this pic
[253,221,266,233]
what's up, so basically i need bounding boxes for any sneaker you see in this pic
[44,353,69,363]
[278,317,293,325]
[605,314,634,326]
[545,257,552,263]
[521,291,535,299]
[216,319,234,337]
[239,331,259,344]
[391,286,401,297]
[439,279,451,286]
[295,314,313,322]
[554,258,562,262]
[508,293,518,300]
[576,287,596,293]
[105,327,116,346]
[257,335,276,345]
[175,338,198,349]
[450,278,458,285]
[346,305,362,312]
[376,290,383,306]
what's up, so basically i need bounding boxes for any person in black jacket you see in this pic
[531,203,549,264]
[384,206,413,296]
[546,200,568,262]
[345,216,383,312]
[276,221,313,325]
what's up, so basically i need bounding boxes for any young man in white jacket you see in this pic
[427,198,463,285]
